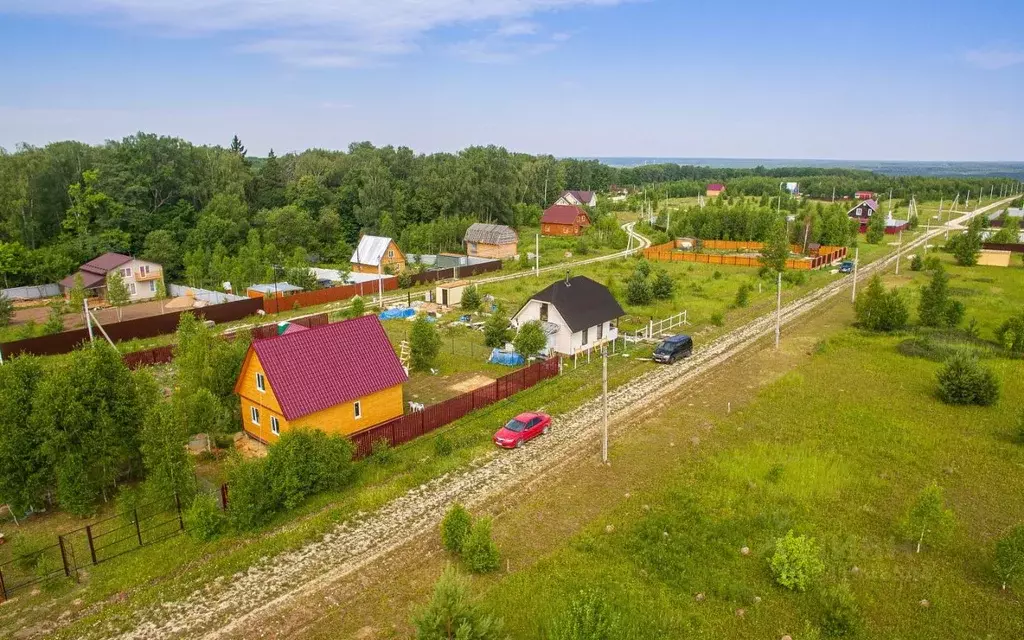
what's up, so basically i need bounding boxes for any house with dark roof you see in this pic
[706,183,726,197]
[463,223,519,260]
[351,235,406,274]
[234,315,407,442]
[59,252,164,302]
[511,275,625,356]
[541,205,591,237]
[555,190,597,208]
[847,199,879,219]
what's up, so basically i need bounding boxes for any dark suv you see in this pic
[653,334,693,364]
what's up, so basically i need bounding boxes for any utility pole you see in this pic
[601,346,609,464]
[775,272,782,349]
[965,190,971,210]
[535,234,539,277]
[851,247,859,303]
[84,298,95,344]
[895,228,903,275]
[377,261,383,308]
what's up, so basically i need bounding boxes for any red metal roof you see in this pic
[80,252,133,275]
[541,205,590,225]
[707,183,725,191]
[251,315,408,421]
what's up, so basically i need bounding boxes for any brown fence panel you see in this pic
[983,242,1024,253]
[262,280,400,314]
[122,345,174,370]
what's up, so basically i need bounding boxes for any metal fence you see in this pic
[0,284,61,300]
[0,495,183,603]
[167,284,247,304]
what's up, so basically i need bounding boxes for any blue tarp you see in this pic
[488,349,524,367]
[379,307,416,320]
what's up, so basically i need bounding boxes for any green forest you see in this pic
[0,133,1017,292]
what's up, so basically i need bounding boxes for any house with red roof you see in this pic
[706,183,726,197]
[234,315,407,443]
[541,205,591,236]
[59,252,164,302]
[554,190,598,208]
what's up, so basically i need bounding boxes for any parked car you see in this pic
[653,334,693,364]
[838,261,855,274]
[493,412,551,448]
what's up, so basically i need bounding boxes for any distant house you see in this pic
[59,252,164,303]
[706,183,726,197]
[511,275,624,356]
[555,190,598,208]
[855,190,876,200]
[463,223,519,260]
[246,282,303,299]
[541,205,591,236]
[351,235,406,274]
[847,199,879,219]
[234,315,407,443]
[783,182,800,195]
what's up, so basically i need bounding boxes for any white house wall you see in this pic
[110,258,163,302]
[513,300,618,356]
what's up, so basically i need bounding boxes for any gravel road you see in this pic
[94,201,1009,640]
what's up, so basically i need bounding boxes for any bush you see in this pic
[910,254,924,271]
[734,283,751,308]
[574,237,590,255]
[770,530,825,592]
[855,275,908,332]
[819,582,862,637]
[782,270,807,286]
[1017,410,1024,444]
[349,296,366,318]
[434,434,454,457]
[919,266,962,328]
[995,309,1024,353]
[462,517,500,573]
[461,285,481,311]
[651,270,675,300]
[186,493,226,541]
[267,429,355,509]
[635,259,651,279]
[398,272,413,289]
[902,481,956,553]
[226,457,274,531]
[413,565,503,640]
[484,309,511,348]
[710,312,724,327]
[866,213,885,244]
[370,438,395,465]
[514,320,549,358]
[0,294,14,327]
[625,271,652,306]
[441,503,473,554]
[995,525,1024,590]
[553,590,619,640]
[936,351,1000,406]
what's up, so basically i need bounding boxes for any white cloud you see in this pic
[0,0,628,66]
[964,48,1024,70]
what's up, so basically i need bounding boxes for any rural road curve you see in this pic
[103,199,1012,640]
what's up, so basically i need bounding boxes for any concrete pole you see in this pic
[601,347,608,464]
[851,247,859,303]
[535,234,539,277]
[895,229,903,275]
[377,262,383,308]
[775,272,782,349]
[84,298,95,344]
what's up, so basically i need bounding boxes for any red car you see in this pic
[493,412,551,449]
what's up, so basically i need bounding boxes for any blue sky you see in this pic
[0,0,1022,160]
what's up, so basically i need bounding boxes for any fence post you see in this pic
[58,535,71,577]
[86,525,98,565]
[175,493,184,531]
[220,483,229,510]
[134,509,143,547]
[0,565,6,603]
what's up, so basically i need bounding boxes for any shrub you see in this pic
[770,530,825,592]
[413,565,503,640]
[710,312,724,327]
[574,237,590,255]
[461,285,481,311]
[462,517,500,573]
[349,296,366,318]
[226,457,274,531]
[995,525,1024,590]
[553,589,619,640]
[441,503,473,554]
[910,254,924,271]
[635,259,651,279]
[855,275,908,332]
[734,283,751,308]
[919,266,962,328]
[819,582,862,637]
[514,320,549,358]
[995,309,1024,353]
[186,493,226,541]
[625,271,652,306]
[651,270,675,300]
[783,270,807,286]
[267,429,355,509]
[434,434,454,457]
[410,315,441,372]
[0,295,13,327]
[370,438,395,465]
[398,272,413,289]
[866,213,885,244]
[42,298,65,335]
[1017,409,1024,443]
[936,351,1000,406]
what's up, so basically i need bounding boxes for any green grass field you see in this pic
[472,267,1024,638]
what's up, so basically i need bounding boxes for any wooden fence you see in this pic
[261,259,503,314]
[349,356,560,458]
[643,241,847,271]
[0,297,264,359]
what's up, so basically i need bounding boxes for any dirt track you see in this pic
[79,201,1012,640]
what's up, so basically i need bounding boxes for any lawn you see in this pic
[516,226,623,268]
[472,287,1024,638]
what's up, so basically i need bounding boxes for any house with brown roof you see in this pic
[59,252,164,302]
[706,183,726,197]
[555,190,598,208]
[234,315,407,443]
[541,205,591,237]
[463,223,519,259]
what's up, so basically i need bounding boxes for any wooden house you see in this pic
[351,235,406,274]
[554,190,598,208]
[234,315,407,443]
[463,223,519,259]
[706,183,726,197]
[541,205,591,236]
[847,199,879,219]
